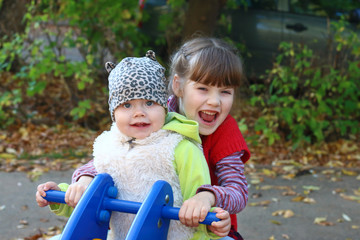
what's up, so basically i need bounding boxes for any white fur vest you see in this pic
[93,123,195,240]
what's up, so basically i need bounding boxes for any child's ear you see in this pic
[172,74,183,97]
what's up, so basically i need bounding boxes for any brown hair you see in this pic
[168,37,243,95]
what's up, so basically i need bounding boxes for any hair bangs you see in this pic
[189,47,242,87]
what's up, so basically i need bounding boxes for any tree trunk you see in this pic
[182,0,226,39]
[0,0,28,39]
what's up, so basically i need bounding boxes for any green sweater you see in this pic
[50,112,219,239]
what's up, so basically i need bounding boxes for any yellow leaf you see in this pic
[271,209,294,218]
[340,193,360,202]
[262,168,277,177]
[291,196,305,202]
[351,225,360,229]
[342,169,358,176]
[270,220,281,225]
[272,210,285,216]
[303,185,320,191]
[314,217,335,226]
[303,197,316,204]
[0,153,16,159]
[122,10,131,20]
[283,210,295,218]
[282,173,295,180]
[249,200,271,207]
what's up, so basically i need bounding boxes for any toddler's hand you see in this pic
[208,208,231,237]
[35,182,60,207]
[65,176,93,207]
[179,191,215,227]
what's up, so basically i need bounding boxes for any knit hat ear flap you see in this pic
[105,62,116,73]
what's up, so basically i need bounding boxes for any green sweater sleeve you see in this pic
[48,183,74,217]
[174,139,219,239]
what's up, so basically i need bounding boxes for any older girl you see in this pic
[70,37,250,240]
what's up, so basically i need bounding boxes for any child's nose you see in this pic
[133,106,146,117]
[207,92,220,107]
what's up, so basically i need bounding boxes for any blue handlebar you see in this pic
[42,174,219,240]
[44,190,219,225]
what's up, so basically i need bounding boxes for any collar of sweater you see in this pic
[110,122,169,146]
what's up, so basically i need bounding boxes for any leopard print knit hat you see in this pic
[106,50,167,122]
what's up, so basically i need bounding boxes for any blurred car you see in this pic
[230,0,360,78]
[141,0,360,78]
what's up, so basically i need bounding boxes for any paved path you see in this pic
[0,167,359,240]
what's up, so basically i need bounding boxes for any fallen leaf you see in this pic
[282,234,290,240]
[342,213,351,222]
[340,193,360,202]
[321,169,335,175]
[272,210,285,216]
[251,193,262,199]
[332,188,346,194]
[353,188,360,196]
[303,185,320,191]
[282,189,297,196]
[351,225,360,229]
[283,210,295,218]
[270,220,281,225]
[282,173,296,180]
[291,196,305,202]
[249,200,271,207]
[0,153,16,159]
[303,197,316,204]
[314,217,335,226]
[342,169,358,176]
[272,209,294,218]
[262,168,277,177]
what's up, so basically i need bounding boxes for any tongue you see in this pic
[200,112,216,122]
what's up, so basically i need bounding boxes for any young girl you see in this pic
[70,37,250,239]
[36,51,230,240]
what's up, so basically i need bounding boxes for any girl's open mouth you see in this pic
[131,123,150,127]
[199,111,217,123]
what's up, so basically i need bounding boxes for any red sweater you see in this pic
[201,114,250,232]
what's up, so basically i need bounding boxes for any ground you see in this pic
[0,120,359,239]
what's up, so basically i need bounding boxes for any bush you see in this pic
[250,18,360,146]
[0,0,150,129]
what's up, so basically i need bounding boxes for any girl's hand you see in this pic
[65,176,93,208]
[208,208,231,237]
[35,182,60,207]
[179,191,215,227]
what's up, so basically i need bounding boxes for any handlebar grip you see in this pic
[43,190,66,204]
[161,206,219,225]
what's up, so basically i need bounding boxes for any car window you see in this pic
[251,0,277,10]
[289,0,328,17]
[236,0,278,11]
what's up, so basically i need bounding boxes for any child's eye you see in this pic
[123,103,131,108]
[222,90,232,95]
[198,87,207,91]
[146,101,154,106]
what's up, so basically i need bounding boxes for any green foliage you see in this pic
[250,18,360,146]
[0,0,149,129]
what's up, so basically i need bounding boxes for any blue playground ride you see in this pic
[44,173,219,240]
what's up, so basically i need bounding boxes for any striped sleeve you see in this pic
[71,159,98,184]
[196,151,248,214]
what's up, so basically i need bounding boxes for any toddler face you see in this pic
[177,80,234,136]
[114,99,166,139]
